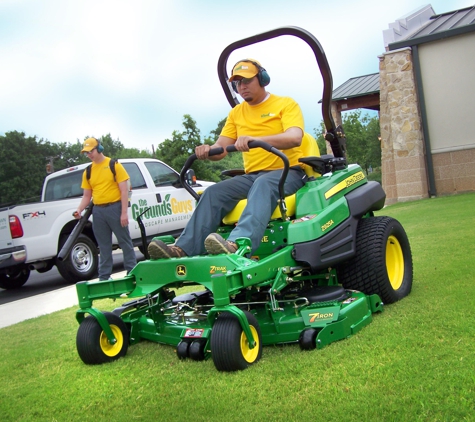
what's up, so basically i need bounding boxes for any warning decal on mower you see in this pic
[184,329,205,338]
[324,171,365,199]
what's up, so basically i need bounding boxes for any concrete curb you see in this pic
[0,271,127,329]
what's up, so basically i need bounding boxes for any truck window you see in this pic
[44,171,84,201]
[122,163,147,190]
[144,161,179,187]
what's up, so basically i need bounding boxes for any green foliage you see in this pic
[1,114,242,205]
[0,132,154,205]
[313,121,329,155]
[341,110,381,173]
[313,110,381,174]
[0,131,58,205]
[367,167,382,184]
[156,115,243,182]
[155,114,206,172]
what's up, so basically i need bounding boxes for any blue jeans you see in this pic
[176,167,306,255]
[92,202,137,280]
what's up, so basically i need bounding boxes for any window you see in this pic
[122,163,146,190]
[144,161,180,187]
[44,171,84,201]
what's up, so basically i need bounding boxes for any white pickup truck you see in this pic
[0,158,213,289]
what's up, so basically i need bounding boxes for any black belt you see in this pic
[94,200,120,207]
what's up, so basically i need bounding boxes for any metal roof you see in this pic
[389,5,475,50]
[331,73,379,101]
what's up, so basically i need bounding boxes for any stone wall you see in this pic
[432,149,475,194]
[379,47,428,204]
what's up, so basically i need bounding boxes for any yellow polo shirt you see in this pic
[220,94,305,173]
[81,157,129,205]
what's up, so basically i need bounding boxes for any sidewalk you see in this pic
[0,271,127,329]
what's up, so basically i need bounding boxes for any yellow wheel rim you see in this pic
[99,325,123,357]
[240,325,260,363]
[386,235,404,290]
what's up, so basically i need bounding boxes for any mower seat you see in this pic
[222,133,321,225]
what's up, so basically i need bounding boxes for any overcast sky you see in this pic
[0,0,472,152]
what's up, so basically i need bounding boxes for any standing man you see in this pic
[75,137,137,280]
[148,59,307,259]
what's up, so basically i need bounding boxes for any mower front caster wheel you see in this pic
[176,341,189,360]
[299,328,318,350]
[76,312,129,364]
[211,311,262,372]
[189,340,206,361]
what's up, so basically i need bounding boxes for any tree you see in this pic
[0,131,59,205]
[203,117,244,179]
[0,132,155,205]
[314,122,330,155]
[155,114,240,182]
[313,111,381,174]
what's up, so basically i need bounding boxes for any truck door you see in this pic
[122,161,198,241]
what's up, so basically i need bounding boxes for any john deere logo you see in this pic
[176,265,186,276]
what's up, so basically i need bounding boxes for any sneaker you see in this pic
[148,239,186,259]
[204,233,238,255]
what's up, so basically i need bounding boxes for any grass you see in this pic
[1,192,474,422]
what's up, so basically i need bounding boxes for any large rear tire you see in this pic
[211,311,262,372]
[76,312,129,364]
[337,217,413,304]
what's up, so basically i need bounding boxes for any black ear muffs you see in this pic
[95,138,104,153]
[231,59,271,93]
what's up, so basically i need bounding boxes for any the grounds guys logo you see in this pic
[131,195,193,220]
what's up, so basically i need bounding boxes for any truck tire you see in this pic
[0,265,30,289]
[56,234,98,283]
[337,217,413,304]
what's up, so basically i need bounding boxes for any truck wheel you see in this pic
[76,312,129,364]
[337,217,413,304]
[0,266,30,289]
[211,311,262,372]
[57,234,98,283]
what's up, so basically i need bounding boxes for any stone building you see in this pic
[330,4,475,204]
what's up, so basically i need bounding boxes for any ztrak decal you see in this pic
[210,265,227,274]
[324,171,365,199]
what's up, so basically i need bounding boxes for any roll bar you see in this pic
[217,26,346,159]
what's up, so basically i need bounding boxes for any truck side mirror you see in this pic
[185,169,196,186]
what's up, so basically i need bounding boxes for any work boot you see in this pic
[204,233,238,255]
[148,239,186,259]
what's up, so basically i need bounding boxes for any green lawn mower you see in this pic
[74,26,413,372]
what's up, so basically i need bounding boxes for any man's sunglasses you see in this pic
[83,148,96,157]
[233,76,255,88]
